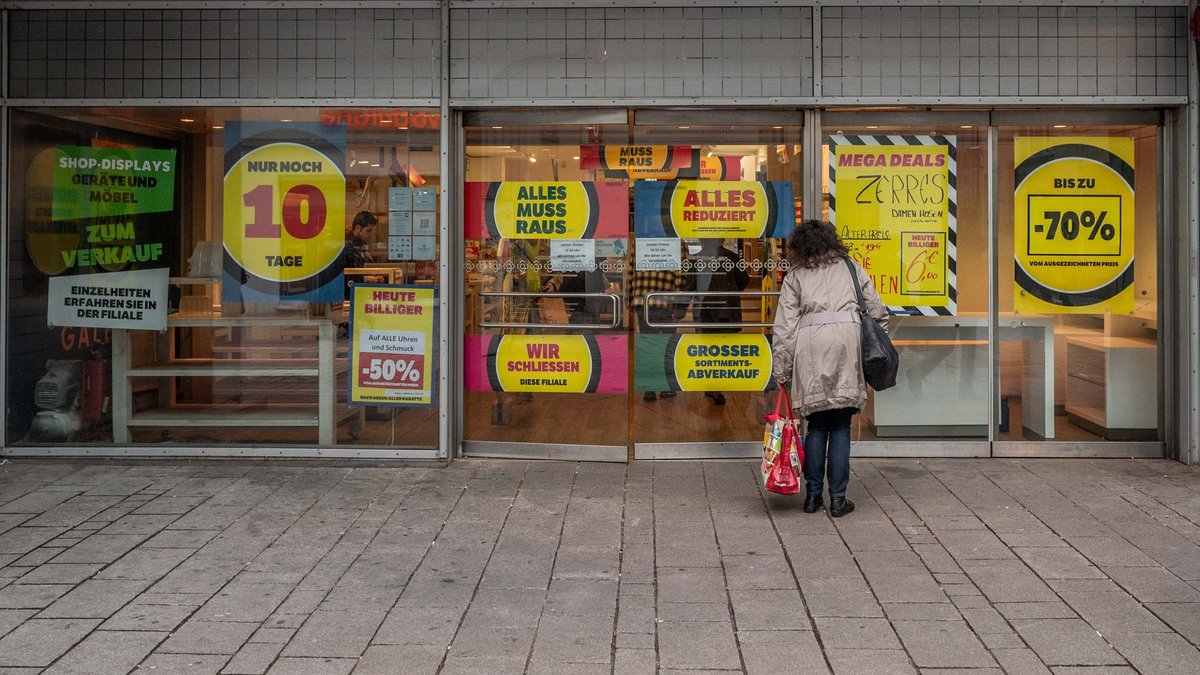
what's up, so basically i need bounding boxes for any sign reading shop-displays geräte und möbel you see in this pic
[222,122,347,302]
[1013,137,1136,314]
[828,135,957,316]
[349,285,437,406]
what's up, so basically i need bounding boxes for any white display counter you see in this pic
[870,315,1056,439]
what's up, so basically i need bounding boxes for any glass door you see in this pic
[819,116,990,456]
[462,112,632,460]
[629,112,802,458]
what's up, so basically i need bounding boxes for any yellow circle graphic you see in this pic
[223,143,346,283]
[668,181,769,238]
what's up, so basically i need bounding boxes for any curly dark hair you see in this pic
[787,219,849,269]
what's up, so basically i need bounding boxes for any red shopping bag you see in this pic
[762,388,803,495]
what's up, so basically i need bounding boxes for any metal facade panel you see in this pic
[6,8,440,99]
[822,5,1187,99]
[449,5,814,100]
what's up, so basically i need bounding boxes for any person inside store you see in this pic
[770,219,888,518]
[689,238,750,405]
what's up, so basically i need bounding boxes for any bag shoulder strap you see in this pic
[841,256,868,315]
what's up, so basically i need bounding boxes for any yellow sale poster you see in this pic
[349,284,436,406]
[1013,137,1135,314]
[828,136,956,316]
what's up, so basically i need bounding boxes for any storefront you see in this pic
[2,3,1198,463]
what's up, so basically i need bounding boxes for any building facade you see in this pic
[2,1,1198,463]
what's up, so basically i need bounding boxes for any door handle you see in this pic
[643,291,781,329]
[479,292,624,330]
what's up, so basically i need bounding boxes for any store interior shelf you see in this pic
[125,360,320,378]
[127,406,321,427]
[112,309,357,445]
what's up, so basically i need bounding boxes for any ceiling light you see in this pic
[960,125,973,129]
[492,126,503,129]
[211,125,223,130]
[773,126,783,129]
[280,119,292,123]
[528,156,537,163]
[572,156,580,160]
[865,125,879,129]
[1053,124,1067,129]
[179,118,194,123]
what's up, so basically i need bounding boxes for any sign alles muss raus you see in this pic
[1013,137,1135,314]
[828,136,957,316]
[464,181,628,239]
[222,122,347,302]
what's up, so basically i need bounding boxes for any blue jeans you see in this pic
[803,407,855,498]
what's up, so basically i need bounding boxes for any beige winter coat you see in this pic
[771,257,889,417]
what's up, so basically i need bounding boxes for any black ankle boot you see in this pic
[830,497,855,518]
[803,494,823,513]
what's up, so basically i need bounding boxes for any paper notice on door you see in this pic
[550,240,596,271]
[636,238,682,270]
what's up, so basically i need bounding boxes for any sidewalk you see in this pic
[0,457,1198,674]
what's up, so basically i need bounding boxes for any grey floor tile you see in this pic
[160,619,258,655]
[38,578,151,618]
[1105,566,1200,604]
[740,629,828,674]
[825,648,916,675]
[0,618,101,667]
[658,620,740,671]
[353,645,444,675]
[613,648,656,675]
[1013,618,1128,666]
[43,629,166,675]
[529,614,613,665]
[221,642,284,675]
[137,653,229,674]
[802,576,885,618]
[0,584,72,609]
[815,617,901,650]
[1108,631,1200,674]
[991,647,1052,674]
[266,656,356,675]
[373,606,464,646]
[448,624,534,660]
[283,610,386,659]
[893,619,996,668]
[729,589,812,630]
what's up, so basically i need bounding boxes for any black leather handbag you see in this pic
[842,257,899,391]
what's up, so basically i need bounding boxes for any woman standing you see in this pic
[771,220,889,517]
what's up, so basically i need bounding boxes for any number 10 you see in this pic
[244,184,327,239]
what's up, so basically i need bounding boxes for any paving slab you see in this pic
[0,458,1195,673]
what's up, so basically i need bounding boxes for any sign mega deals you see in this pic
[222,122,347,302]
[1013,137,1136,314]
[349,285,436,406]
[828,136,956,316]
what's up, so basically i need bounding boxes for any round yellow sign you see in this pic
[667,181,771,239]
[488,182,597,239]
[223,142,346,284]
[1013,137,1135,313]
[490,335,597,393]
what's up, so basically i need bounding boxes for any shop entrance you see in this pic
[461,110,801,460]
